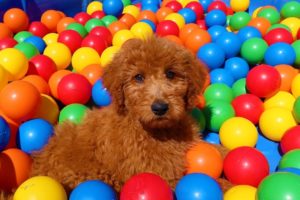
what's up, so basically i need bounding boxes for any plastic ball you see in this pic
[28,55,57,81]
[14,42,40,60]
[291,74,300,98]
[263,28,294,45]
[71,47,101,72]
[156,20,180,37]
[41,10,64,32]
[43,43,71,70]
[156,7,173,22]
[100,46,120,67]
[207,1,227,13]
[259,107,297,141]
[22,75,50,95]
[186,142,223,178]
[203,132,220,144]
[103,0,124,17]
[81,34,107,55]
[196,43,225,70]
[90,10,105,19]
[246,64,281,98]
[0,38,17,50]
[292,40,300,66]
[102,15,118,27]
[280,17,300,39]
[293,96,300,122]
[207,25,227,43]
[137,10,158,24]
[224,146,269,186]
[14,176,67,200]
[66,22,88,38]
[3,8,29,33]
[275,64,298,91]
[74,12,92,25]
[43,33,58,45]
[204,83,233,103]
[34,94,59,124]
[265,43,296,66]
[257,8,280,25]
[230,0,250,12]
[28,21,49,38]
[224,57,249,81]
[123,5,140,19]
[175,173,223,200]
[264,91,295,111]
[165,1,183,12]
[57,30,83,53]
[24,36,46,54]
[224,185,256,200]
[59,103,88,124]
[84,18,105,33]
[92,79,112,107]
[237,26,262,43]
[70,180,116,200]
[205,10,226,27]
[279,149,300,170]
[140,19,156,32]
[281,125,300,154]
[48,69,72,98]
[130,22,153,40]
[0,23,13,39]
[232,78,246,97]
[280,1,300,18]
[86,1,102,15]
[0,148,32,192]
[209,68,234,87]
[14,31,33,43]
[79,64,104,85]
[229,11,251,31]
[0,65,8,90]
[90,26,113,46]
[108,21,128,36]
[248,17,271,36]
[57,17,76,33]
[0,117,10,151]
[120,173,173,200]
[240,37,268,64]
[216,32,242,58]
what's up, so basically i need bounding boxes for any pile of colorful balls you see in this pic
[0,0,300,199]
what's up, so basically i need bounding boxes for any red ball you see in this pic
[0,38,17,50]
[89,26,113,46]
[74,12,91,25]
[196,19,207,30]
[156,20,180,37]
[57,73,92,105]
[185,1,204,20]
[28,21,50,38]
[207,1,227,13]
[280,125,300,154]
[120,173,174,200]
[165,1,183,12]
[28,55,57,81]
[297,28,300,40]
[81,34,107,55]
[91,11,105,19]
[231,94,264,124]
[223,146,269,187]
[57,30,83,53]
[263,28,294,45]
[246,64,281,98]
[226,6,234,15]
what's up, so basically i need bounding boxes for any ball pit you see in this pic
[0,0,300,199]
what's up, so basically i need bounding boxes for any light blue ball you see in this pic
[199,0,213,12]
[103,0,124,17]
[141,4,159,12]
[237,26,262,43]
[178,8,197,24]
[197,43,225,70]
[216,32,242,58]
[210,68,235,87]
[224,57,249,81]
[208,25,228,42]
[0,117,10,151]
[205,10,226,27]
[264,42,296,66]
[203,132,220,144]
[92,79,112,107]
[24,36,46,53]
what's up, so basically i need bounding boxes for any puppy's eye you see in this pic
[166,70,175,80]
[134,74,144,83]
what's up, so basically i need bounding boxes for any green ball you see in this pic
[232,78,246,97]
[204,83,233,103]
[102,15,118,27]
[229,12,251,31]
[226,15,232,26]
[257,172,300,200]
[14,31,33,43]
[293,96,300,122]
[279,149,300,170]
[292,40,300,67]
[14,42,39,59]
[203,100,235,132]
[241,38,268,65]
[191,107,206,132]
[59,103,88,124]
[66,23,88,37]
[267,23,291,32]
[257,8,280,25]
[122,0,132,6]
[280,1,300,18]
[85,18,105,32]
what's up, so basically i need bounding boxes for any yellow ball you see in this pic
[264,91,295,111]
[43,33,58,45]
[0,65,8,89]
[252,7,263,18]
[230,0,250,12]
[219,117,258,150]
[280,17,300,39]
[224,185,257,200]
[165,13,185,29]
[14,176,67,200]
[291,74,300,98]
[100,46,120,67]
[123,5,140,19]
[259,107,297,141]
[34,94,59,124]
[112,29,135,47]
[178,0,197,7]
[130,22,153,40]
[44,43,71,70]
[0,48,28,81]
[72,47,101,72]
[87,1,103,15]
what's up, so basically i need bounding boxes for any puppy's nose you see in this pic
[151,101,169,116]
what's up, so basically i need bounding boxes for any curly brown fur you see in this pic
[1,36,230,199]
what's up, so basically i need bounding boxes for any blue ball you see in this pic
[216,32,242,58]
[205,10,226,27]
[70,180,117,200]
[140,19,156,31]
[17,118,54,154]
[197,43,225,70]
[0,117,10,151]
[264,42,296,66]
[92,79,112,107]
[103,0,124,17]
[175,173,223,200]
[278,168,300,176]
[224,57,249,80]
[208,25,228,42]
[141,0,160,6]
[203,132,220,144]
[210,68,235,87]
[237,26,262,43]
[178,8,197,24]
[199,0,213,12]
[24,36,46,53]
[141,4,159,12]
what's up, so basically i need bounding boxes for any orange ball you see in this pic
[0,23,13,39]
[179,23,200,43]
[275,64,299,92]
[80,64,104,85]
[156,7,174,22]
[161,0,176,7]
[137,10,158,24]
[0,148,32,192]
[0,80,41,122]
[108,21,129,36]
[119,14,137,28]
[184,29,211,53]
[56,17,76,33]
[48,69,72,99]
[34,94,59,124]
[41,10,65,32]
[3,8,29,33]
[22,75,50,95]
[186,142,223,179]
[163,35,184,46]
[248,17,271,36]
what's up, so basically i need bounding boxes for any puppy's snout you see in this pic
[151,101,169,116]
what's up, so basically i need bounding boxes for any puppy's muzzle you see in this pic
[151,101,169,116]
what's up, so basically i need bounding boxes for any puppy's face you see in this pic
[103,37,207,129]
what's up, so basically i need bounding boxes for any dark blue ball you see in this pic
[0,117,10,151]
